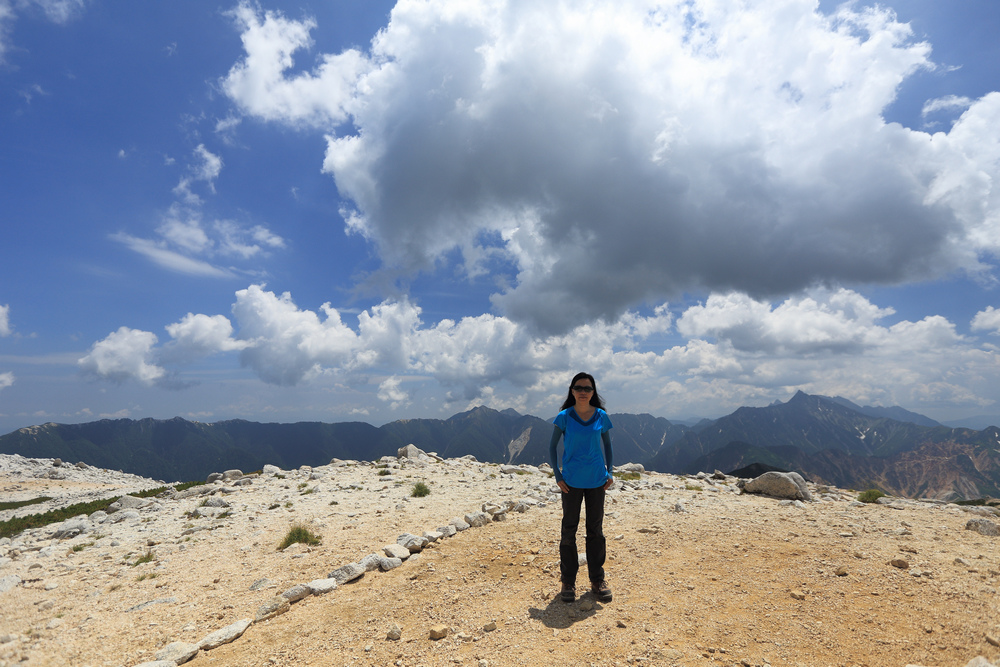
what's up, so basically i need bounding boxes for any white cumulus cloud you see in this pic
[0,304,10,336]
[972,306,1000,335]
[162,313,251,364]
[0,371,13,391]
[78,283,1000,418]
[222,2,368,127]
[78,327,166,385]
[221,0,1000,335]
[377,376,409,409]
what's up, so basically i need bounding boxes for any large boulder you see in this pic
[739,471,812,501]
[965,518,999,537]
[397,444,425,459]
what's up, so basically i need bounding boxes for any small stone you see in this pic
[387,624,402,641]
[255,596,291,622]
[382,544,411,560]
[429,624,449,640]
[197,619,252,650]
[306,578,338,595]
[249,578,272,591]
[483,621,497,632]
[379,556,403,571]
[890,558,909,570]
[834,565,849,576]
[281,584,311,603]
[986,632,1000,647]
[154,641,199,665]
[328,562,365,584]
[579,600,593,611]
[616,620,627,628]
[790,590,806,600]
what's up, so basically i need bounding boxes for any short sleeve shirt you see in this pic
[553,407,613,489]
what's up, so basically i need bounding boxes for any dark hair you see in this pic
[559,372,605,411]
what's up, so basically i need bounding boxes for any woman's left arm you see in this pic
[601,430,614,488]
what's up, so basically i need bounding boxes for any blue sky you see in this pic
[2,0,1000,433]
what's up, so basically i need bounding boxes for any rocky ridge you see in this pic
[1,450,999,667]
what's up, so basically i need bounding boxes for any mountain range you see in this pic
[1,392,997,501]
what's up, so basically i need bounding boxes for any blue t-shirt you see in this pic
[552,407,613,488]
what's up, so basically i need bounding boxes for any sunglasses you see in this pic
[571,385,594,393]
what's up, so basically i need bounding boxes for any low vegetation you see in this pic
[956,498,1000,507]
[0,481,205,540]
[130,550,156,567]
[857,488,886,503]
[0,496,53,512]
[614,471,641,481]
[278,523,322,550]
[411,481,431,497]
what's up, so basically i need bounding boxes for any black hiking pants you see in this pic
[559,483,606,586]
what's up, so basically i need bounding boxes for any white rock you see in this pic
[154,641,199,665]
[382,544,411,560]
[197,618,252,650]
[328,562,365,584]
[306,578,338,595]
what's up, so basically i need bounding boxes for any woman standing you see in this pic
[549,371,614,603]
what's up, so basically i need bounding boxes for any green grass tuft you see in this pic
[411,481,431,497]
[130,550,156,567]
[857,488,886,503]
[278,523,322,550]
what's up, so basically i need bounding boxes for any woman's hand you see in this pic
[604,476,614,490]
[557,480,570,494]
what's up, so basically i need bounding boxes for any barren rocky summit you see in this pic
[2,450,999,667]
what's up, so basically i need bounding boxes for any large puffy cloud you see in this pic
[223,2,368,127]
[77,284,1000,417]
[161,313,251,364]
[78,327,166,385]
[677,289,895,354]
[222,0,999,334]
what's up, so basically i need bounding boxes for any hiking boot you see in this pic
[560,583,576,602]
[591,579,612,602]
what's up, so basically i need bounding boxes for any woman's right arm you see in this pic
[549,425,566,489]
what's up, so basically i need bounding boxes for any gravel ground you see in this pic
[1,455,999,667]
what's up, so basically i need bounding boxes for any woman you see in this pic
[549,371,614,603]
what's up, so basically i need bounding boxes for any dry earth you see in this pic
[1,453,999,667]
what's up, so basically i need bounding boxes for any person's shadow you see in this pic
[528,592,605,629]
